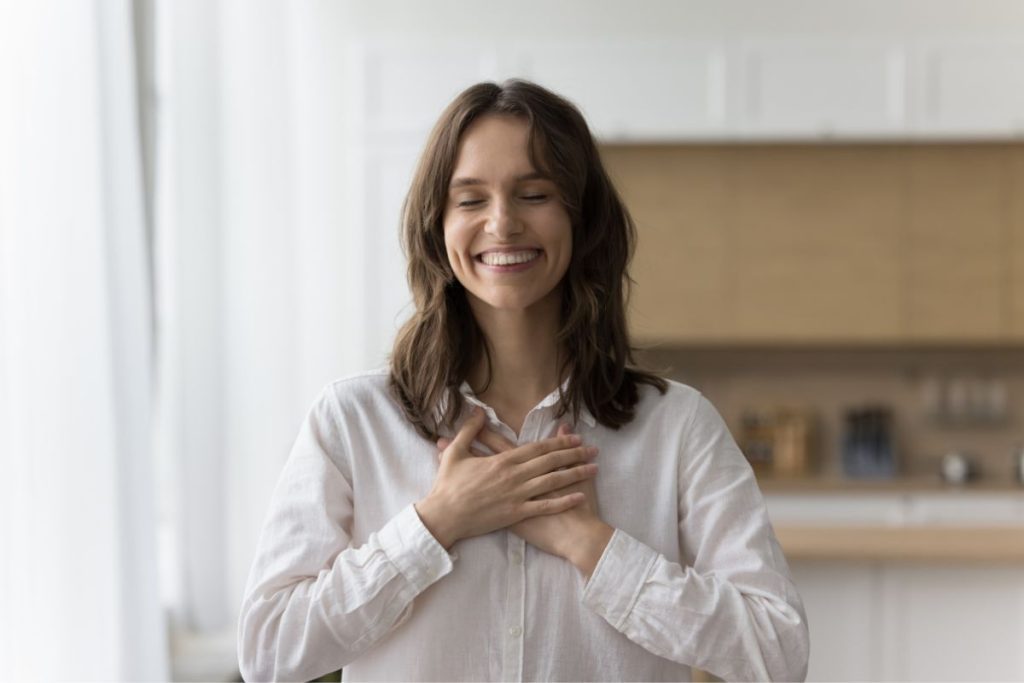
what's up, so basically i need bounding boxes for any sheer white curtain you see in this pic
[0,0,169,680]
[154,1,364,676]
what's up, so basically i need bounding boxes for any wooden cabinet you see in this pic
[903,147,1006,341]
[1009,148,1024,340]
[603,147,732,341]
[726,147,903,341]
[607,143,1024,344]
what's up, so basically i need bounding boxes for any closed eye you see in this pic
[456,199,483,208]
[522,194,547,201]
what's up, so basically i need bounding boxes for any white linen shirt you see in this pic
[237,369,809,682]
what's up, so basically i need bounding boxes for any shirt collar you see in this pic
[456,378,597,429]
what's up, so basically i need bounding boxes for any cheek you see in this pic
[442,221,471,272]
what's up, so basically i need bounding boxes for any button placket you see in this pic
[502,531,527,681]
[500,409,551,682]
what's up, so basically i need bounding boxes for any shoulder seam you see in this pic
[325,367,390,391]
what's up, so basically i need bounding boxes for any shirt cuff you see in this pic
[581,528,660,630]
[376,502,456,593]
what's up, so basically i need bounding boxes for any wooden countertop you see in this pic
[758,475,1024,493]
[775,525,1024,562]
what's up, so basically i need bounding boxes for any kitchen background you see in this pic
[4,1,1024,681]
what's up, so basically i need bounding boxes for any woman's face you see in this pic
[443,114,572,315]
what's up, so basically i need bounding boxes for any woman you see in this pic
[238,79,809,682]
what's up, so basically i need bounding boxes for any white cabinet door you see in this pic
[513,42,727,141]
[880,565,1024,681]
[790,562,883,681]
[736,41,907,138]
[790,562,1024,681]
[911,41,1024,137]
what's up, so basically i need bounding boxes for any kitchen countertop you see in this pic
[774,525,1024,561]
[757,474,1024,493]
[759,476,1024,561]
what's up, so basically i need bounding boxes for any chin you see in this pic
[466,285,561,315]
[476,295,540,311]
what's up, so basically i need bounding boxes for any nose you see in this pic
[484,197,523,239]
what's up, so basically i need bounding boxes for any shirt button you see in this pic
[508,626,522,637]
[510,551,523,565]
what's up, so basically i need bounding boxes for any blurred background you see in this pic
[3,0,1024,680]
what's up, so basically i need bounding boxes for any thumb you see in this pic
[448,406,486,459]
[435,437,452,462]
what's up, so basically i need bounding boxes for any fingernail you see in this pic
[586,446,599,457]
[569,434,582,446]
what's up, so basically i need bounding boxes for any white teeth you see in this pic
[480,250,539,266]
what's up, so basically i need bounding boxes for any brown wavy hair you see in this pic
[389,78,667,441]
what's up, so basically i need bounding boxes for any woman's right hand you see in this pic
[414,406,598,549]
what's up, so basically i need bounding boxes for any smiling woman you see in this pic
[443,115,572,321]
[237,79,810,682]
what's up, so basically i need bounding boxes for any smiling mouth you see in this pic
[476,249,542,266]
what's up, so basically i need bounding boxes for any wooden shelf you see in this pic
[776,525,1024,562]
[758,475,1024,493]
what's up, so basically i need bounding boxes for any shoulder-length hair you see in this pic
[389,78,667,441]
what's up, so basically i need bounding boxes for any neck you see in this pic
[467,291,563,414]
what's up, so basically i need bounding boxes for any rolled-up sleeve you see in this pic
[237,387,454,683]
[582,394,809,682]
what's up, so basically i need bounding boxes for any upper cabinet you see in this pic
[734,42,906,138]
[352,38,1024,142]
[512,42,728,141]
[912,41,1024,137]
[509,39,1024,142]
[903,147,1007,341]
[606,143,1024,345]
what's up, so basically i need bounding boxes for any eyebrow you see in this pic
[449,171,550,189]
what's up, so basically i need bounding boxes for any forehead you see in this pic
[451,114,536,176]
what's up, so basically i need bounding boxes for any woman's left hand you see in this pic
[436,424,614,577]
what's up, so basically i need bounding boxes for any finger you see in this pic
[476,427,515,454]
[506,433,581,465]
[531,478,587,500]
[521,491,586,518]
[552,423,575,470]
[519,444,597,480]
[436,437,486,460]
[522,462,598,499]
[448,407,487,457]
